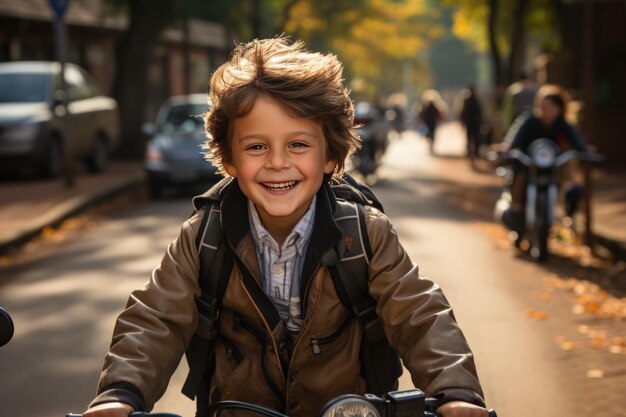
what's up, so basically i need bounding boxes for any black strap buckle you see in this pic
[196,296,218,340]
[354,303,386,344]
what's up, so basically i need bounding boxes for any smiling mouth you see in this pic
[262,181,298,191]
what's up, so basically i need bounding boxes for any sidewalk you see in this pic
[0,144,624,261]
[0,161,145,256]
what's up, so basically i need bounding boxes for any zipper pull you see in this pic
[311,339,320,354]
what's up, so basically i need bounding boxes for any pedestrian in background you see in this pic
[459,85,483,159]
[418,89,445,154]
[501,72,538,129]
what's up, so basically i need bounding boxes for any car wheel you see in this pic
[39,137,63,178]
[87,135,108,173]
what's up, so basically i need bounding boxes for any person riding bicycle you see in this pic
[500,84,589,230]
[83,37,489,417]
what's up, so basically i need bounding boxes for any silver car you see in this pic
[0,61,120,177]
[143,94,221,198]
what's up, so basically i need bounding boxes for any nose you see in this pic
[266,147,289,170]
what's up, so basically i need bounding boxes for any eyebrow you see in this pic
[236,130,321,142]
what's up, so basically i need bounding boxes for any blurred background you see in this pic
[0,0,624,162]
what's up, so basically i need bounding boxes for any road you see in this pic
[0,127,596,417]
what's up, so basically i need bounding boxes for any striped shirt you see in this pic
[248,197,316,339]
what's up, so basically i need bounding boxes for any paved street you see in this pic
[0,126,624,417]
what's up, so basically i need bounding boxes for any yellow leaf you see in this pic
[611,337,625,347]
[586,369,604,378]
[526,308,547,321]
[560,341,576,350]
[577,325,590,334]
[590,337,607,348]
[585,302,600,313]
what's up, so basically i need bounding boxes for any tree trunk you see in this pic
[507,0,530,86]
[251,0,262,38]
[550,0,573,49]
[112,1,176,159]
[488,0,504,105]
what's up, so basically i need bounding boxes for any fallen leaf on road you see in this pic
[611,336,625,346]
[560,340,577,350]
[41,226,56,238]
[586,369,604,378]
[591,336,608,348]
[526,308,547,320]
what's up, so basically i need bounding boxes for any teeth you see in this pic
[263,181,297,190]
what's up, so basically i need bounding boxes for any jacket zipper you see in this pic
[289,263,321,359]
[285,264,322,409]
[309,315,352,355]
[223,337,243,363]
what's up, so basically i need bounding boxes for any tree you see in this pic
[105,0,180,159]
[283,0,439,99]
[444,0,567,100]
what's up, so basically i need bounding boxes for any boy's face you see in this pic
[224,95,336,232]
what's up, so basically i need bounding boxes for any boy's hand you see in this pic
[437,401,489,417]
[83,402,134,417]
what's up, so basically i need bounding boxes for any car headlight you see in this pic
[318,395,381,417]
[5,123,39,141]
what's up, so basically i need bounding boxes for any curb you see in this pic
[0,173,145,256]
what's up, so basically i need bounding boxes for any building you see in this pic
[0,0,235,120]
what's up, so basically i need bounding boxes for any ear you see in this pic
[223,161,238,178]
[324,159,337,174]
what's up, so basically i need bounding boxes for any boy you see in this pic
[84,37,489,417]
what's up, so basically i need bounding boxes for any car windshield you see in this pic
[163,104,207,129]
[0,73,49,103]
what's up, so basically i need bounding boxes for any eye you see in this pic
[245,144,267,151]
[289,141,310,150]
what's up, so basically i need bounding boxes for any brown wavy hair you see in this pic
[203,36,360,177]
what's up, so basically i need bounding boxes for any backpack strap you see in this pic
[182,203,232,401]
[323,200,402,395]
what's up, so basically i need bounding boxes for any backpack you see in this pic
[182,176,403,412]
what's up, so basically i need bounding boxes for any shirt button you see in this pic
[273,264,284,274]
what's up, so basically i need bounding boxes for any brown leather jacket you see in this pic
[92,179,485,417]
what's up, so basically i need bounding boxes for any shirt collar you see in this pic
[248,196,317,256]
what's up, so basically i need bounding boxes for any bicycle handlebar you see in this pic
[488,148,604,167]
[68,405,498,417]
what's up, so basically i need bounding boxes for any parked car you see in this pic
[0,61,120,177]
[143,94,221,198]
